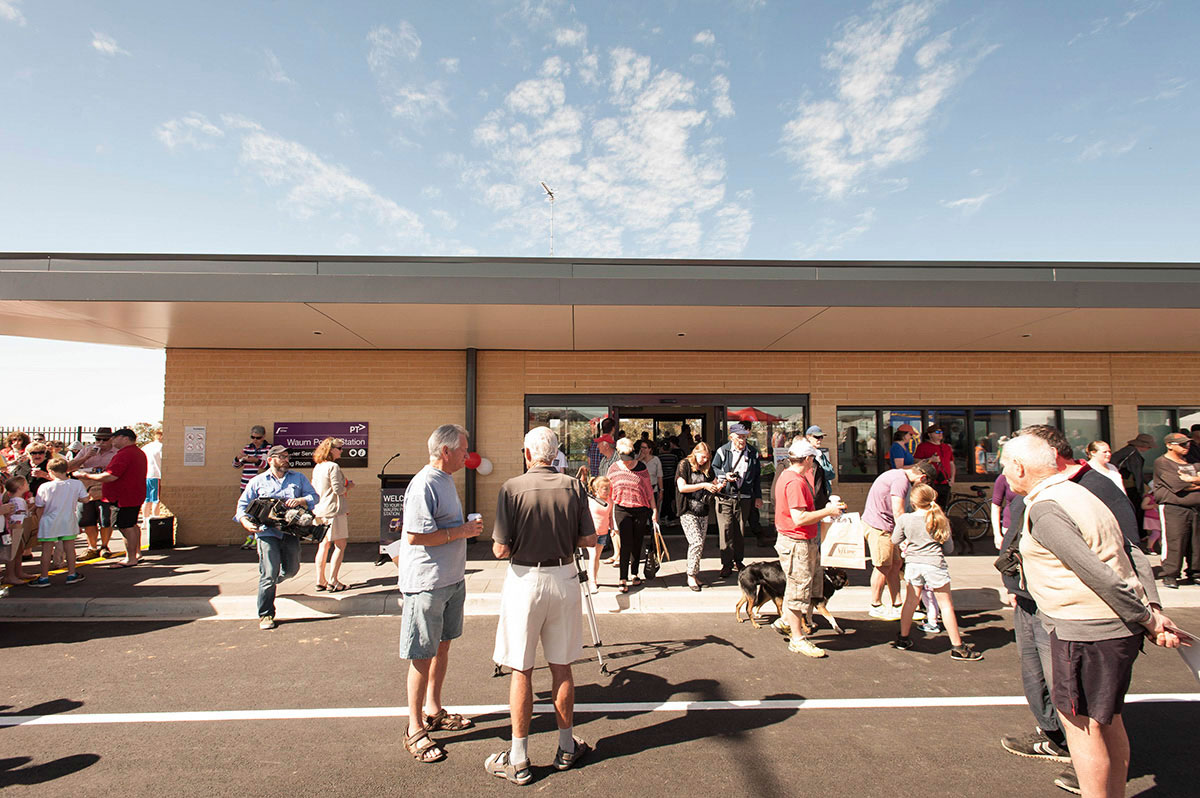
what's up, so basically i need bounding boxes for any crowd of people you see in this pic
[2,427,157,594]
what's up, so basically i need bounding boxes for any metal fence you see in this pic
[0,425,98,444]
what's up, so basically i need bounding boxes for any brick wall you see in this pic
[163,348,1200,544]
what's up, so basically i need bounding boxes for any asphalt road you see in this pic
[3,608,1199,797]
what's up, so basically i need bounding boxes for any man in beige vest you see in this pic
[1001,434,1182,798]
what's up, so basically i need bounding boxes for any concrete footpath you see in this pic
[3,540,1197,620]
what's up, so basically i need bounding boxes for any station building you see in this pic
[3,253,1198,545]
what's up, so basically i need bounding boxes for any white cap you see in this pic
[787,440,819,459]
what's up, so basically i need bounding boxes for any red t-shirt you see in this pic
[103,444,148,507]
[775,469,819,540]
[914,441,954,482]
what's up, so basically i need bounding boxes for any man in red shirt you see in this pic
[77,428,148,567]
[772,439,845,658]
[915,427,955,507]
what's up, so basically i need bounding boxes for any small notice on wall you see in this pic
[184,426,207,466]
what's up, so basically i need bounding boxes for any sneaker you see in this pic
[771,617,791,638]
[484,751,533,785]
[1001,728,1071,762]
[259,616,277,630]
[30,577,52,588]
[65,573,86,585]
[918,621,940,634]
[552,737,591,771]
[99,546,112,558]
[891,634,914,650]
[911,608,927,621]
[1054,764,1081,795]
[82,548,100,560]
[868,604,890,619]
[787,638,827,658]
[950,643,983,661]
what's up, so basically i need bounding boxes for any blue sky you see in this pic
[1,0,1196,262]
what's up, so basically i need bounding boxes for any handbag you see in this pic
[820,512,867,569]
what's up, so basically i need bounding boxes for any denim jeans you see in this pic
[257,534,301,618]
[1014,595,1064,745]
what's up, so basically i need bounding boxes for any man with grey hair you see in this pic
[398,424,483,765]
[486,426,597,784]
[1000,432,1181,797]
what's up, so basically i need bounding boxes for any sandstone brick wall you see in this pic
[163,348,1200,544]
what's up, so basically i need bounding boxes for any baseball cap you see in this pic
[805,425,825,437]
[788,440,820,459]
[266,445,290,458]
[596,434,615,445]
[729,423,750,436]
[896,423,917,434]
[1164,433,1190,446]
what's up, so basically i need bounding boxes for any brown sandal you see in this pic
[404,728,446,763]
[424,707,474,731]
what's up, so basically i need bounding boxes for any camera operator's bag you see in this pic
[820,512,866,569]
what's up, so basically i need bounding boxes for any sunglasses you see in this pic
[251,436,264,440]
[811,434,825,439]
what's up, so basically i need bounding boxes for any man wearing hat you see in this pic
[804,425,836,509]
[1152,433,1200,588]
[235,445,318,629]
[1111,433,1154,536]
[66,427,118,558]
[596,435,618,477]
[712,423,763,577]
[76,429,148,568]
[771,439,845,658]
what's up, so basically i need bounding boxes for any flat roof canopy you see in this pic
[3,254,1198,351]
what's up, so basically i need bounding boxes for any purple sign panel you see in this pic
[273,422,369,469]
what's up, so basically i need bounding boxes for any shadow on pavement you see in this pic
[0,620,191,650]
[0,755,101,787]
[1126,702,1197,796]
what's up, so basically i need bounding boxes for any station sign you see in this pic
[272,422,368,468]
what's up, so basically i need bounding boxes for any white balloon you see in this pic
[477,457,493,476]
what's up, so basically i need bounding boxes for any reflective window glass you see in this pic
[972,410,1011,475]
[927,409,968,478]
[882,410,922,468]
[527,406,608,473]
[1138,409,1174,474]
[1015,409,1057,430]
[837,410,878,478]
[1063,409,1104,460]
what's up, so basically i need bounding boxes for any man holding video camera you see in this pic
[235,445,318,630]
[712,423,763,578]
[486,426,597,785]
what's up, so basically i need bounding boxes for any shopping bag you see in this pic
[820,512,867,570]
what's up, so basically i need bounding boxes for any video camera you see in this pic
[244,497,326,540]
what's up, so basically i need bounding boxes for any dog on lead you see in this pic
[734,561,849,635]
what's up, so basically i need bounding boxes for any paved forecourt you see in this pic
[3,608,1199,797]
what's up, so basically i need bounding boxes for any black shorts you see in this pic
[78,500,115,528]
[114,506,140,529]
[1050,630,1142,725]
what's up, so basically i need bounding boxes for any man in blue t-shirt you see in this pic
[236,446,318,629]
[397,424,484,764]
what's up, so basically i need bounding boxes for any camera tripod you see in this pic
[490,549,609,678]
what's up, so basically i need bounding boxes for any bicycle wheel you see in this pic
[946,499,991,542]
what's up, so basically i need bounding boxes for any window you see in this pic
[1137,407,1200,475]
[836,406,1109,481]
[527,405,608,473]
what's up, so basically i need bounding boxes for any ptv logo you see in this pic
[350,424,366,433]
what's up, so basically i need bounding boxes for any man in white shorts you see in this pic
[487,426,597,785]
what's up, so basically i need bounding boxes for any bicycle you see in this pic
[945,485,992,542]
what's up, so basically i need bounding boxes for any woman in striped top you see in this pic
[606,437,657,593]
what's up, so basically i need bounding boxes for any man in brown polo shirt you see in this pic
[486,426,597,785]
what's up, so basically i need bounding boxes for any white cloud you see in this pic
[467,48,749,257]
[263,49,294,85]
[1078,138,1137,161]
[337,232,361,250]
[553,25,587,47]
[711,74,734,118]
[968,168,983,177]
[796,208,876,257]
[0,0,26,26]
[431,209,458,230]
[780,1,982,199]
[92,32,130,57]
[367,21,450,127]
[438,57,460,73]
[156,113,224,151]
[693,30,716,46]
[421,185,442,199]
[333,111,354,136]
[1136,76,1188,103]
[940,190,997,215]
[1068,1,1158,45]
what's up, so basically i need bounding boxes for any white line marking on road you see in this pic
[3,693,1198,727]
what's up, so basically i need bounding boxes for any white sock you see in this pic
[510,736,528,764]
[558,727,575,753]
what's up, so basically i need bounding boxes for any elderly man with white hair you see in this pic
[486,426,597,785]
[398,424,484,766]
[1001,432,1182,798]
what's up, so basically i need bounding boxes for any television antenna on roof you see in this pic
[540,181,555,256]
